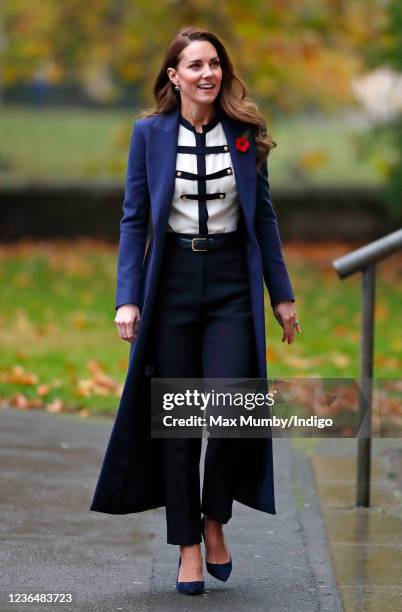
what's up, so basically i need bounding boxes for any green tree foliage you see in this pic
[357,0,402,219]
[2,0,389,111]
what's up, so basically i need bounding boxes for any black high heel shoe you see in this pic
[200,515,232,582]
[176,556,205,595]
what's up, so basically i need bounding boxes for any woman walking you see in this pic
[91,26,300,595]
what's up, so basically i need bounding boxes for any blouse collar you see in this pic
[179,108,221,134]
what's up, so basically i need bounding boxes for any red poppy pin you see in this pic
[235,129,251,153]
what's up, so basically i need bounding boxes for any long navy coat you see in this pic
[90,106,295,516]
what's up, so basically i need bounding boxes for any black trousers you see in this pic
[149,231,254,545]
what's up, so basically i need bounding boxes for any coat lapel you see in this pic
[220,112,257,230]
[148,106,257,233]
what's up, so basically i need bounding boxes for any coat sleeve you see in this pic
[115,120,150,311]
[254,159,295,308]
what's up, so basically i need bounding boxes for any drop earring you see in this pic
[174,84,180,91]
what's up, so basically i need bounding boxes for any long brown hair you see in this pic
[139,26,276,169]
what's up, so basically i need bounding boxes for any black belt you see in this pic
[165,231,241,252]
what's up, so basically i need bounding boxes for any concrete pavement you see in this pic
[0,406,341,611]
[309,437,402,610]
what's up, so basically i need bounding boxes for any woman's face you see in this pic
[167,40,223,107]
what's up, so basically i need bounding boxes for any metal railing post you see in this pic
[356,265,375,507]
[332,228,402,509]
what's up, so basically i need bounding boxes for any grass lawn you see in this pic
[0,106,384,186]
[0,240,400,417]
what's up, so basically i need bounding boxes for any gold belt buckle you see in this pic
[192,237,207,252]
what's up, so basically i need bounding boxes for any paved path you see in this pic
[310,437,402,611]
[0,406,342,611]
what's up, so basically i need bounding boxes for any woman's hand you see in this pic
[115,304,141,343]
[272,301,301,345]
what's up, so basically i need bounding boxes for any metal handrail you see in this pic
[332,228,402,508]
[333,229,402,277]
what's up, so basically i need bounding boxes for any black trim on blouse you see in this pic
[177,144,229,155]
[176,167,232,181]
[180,193,226,200]
[176,112,232,235]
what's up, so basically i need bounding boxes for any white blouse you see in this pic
[166,113,241,235]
